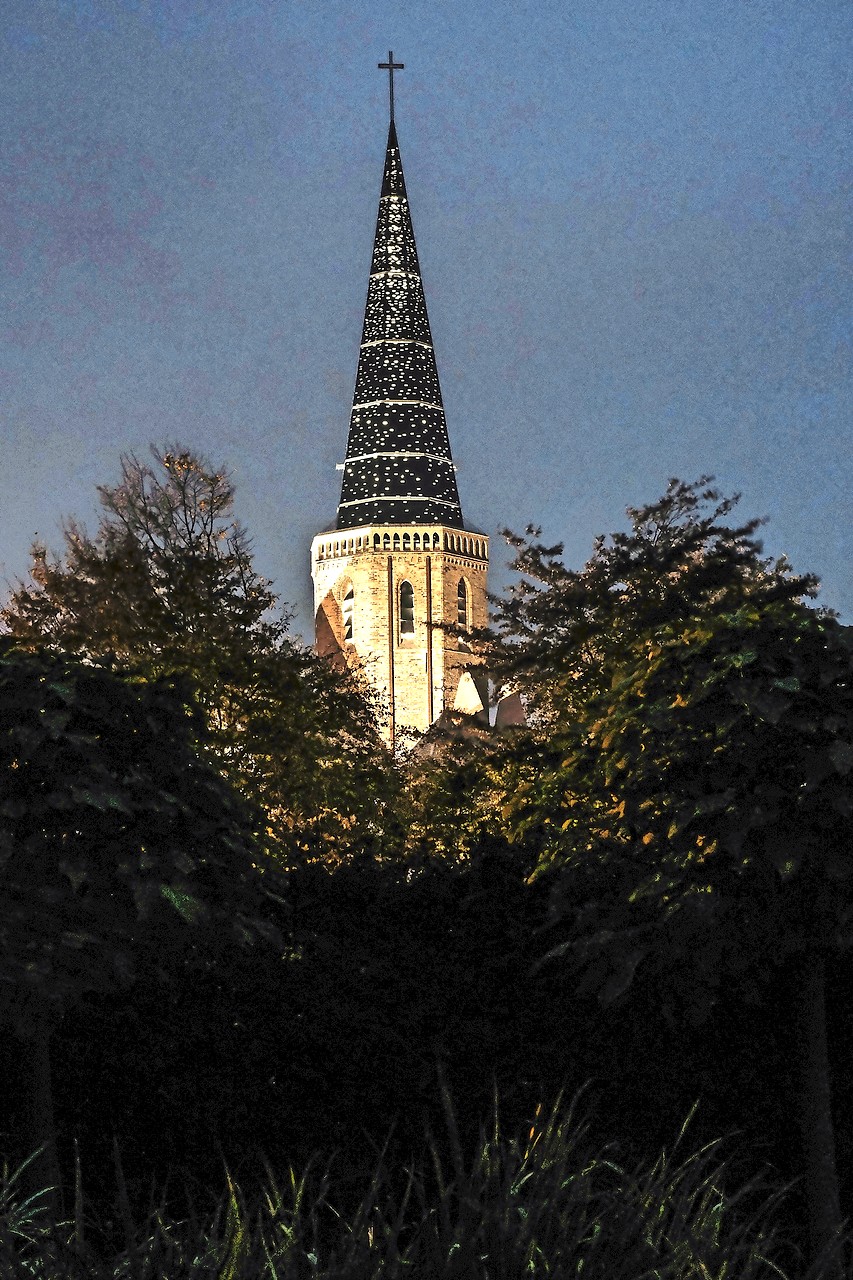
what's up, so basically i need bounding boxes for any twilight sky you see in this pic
[1,0,850,636]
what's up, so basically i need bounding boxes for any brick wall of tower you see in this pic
[311,525,489,743]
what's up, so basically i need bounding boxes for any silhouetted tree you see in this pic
[2,447,395,865]
[489,480,851,1272]
[0,642,281,1202]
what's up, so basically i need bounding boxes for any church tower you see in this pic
[311,56,489,745]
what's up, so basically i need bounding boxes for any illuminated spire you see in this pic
[336,118,463,530]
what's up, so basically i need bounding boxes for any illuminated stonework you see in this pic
[312,114,488,745]
[312,526,489,742]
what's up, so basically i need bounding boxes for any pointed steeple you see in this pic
[336,121,463,530]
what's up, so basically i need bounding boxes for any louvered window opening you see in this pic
[457,579,467,629]
[400,581,415,636]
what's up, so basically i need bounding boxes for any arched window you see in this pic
[399,580,415,637]
[403,532,410,550]
[433,533,440,549]
[393,532,401,550]
[457,579,468,629]
[383,533,391,550]
[413,532,420,551]
[374,533,381,550]
[342,585,354,642]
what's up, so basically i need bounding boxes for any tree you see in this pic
[1,447,395,865]
[489,480,851,1272]
[492,477,816,725]
[3,448,280,671]
[576,604,852,1265]
[0,641,282,1203]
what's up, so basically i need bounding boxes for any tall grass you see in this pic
[0,1098,844,1278]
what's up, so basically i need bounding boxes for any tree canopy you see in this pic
[0,465,849,1268]
[491,477,818,726]
[0,641,280,1027]
[1,447,394,865]
[484,478,852,1270]
[0,640,286,1198]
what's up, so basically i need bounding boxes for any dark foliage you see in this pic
[1,446,395,866]
[0,473,850,1270]
[4,842,842,1221]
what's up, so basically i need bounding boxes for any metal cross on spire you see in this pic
[378,50,404,121]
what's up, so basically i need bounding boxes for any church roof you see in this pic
[336,121,463,530]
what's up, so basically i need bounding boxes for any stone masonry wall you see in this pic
[311,524,489,743]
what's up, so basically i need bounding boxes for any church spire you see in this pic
[312,60,489,744]
[336,101,463,530]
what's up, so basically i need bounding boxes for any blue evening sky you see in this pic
[1,0,850,633]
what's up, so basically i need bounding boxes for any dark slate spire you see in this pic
[336,121,463,530]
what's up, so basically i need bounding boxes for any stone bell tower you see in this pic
[311,55,488,745]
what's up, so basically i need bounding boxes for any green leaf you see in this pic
[600,949,645,1004]
[767,839,802,880]
[828,740,853,776]
[160,884,206,924]
[743,688,791,725]
[58,861,88,893]
[48,681,77,702]
[825,852,853,881]
[61,931,98,950]
[830,790,853,819]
